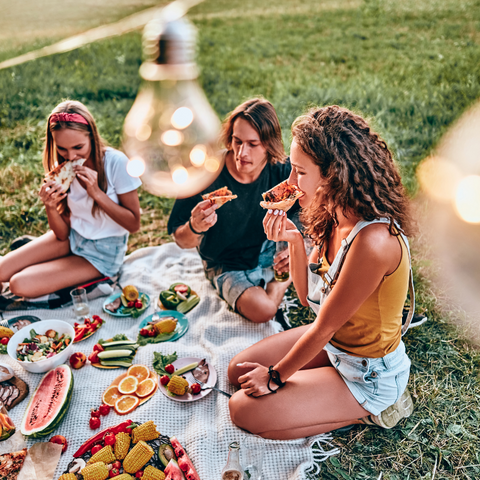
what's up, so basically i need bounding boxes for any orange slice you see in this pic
[114,395,140,415]
[135,378,156,398]
[102,385,122,407]
[118,375,139,395]
[127,364,150,382]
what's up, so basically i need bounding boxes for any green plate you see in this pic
[103,292,150,317]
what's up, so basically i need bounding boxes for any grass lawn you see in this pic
[1,0,480,477]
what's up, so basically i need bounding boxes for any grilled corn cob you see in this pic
[58,474,77,480]
[114,431,131,460]
[81,461,109,480]
[143,465,166,480]
[153,318,177,335]
[167,375,189,396]
[112,475,133,480]
[132,420,160,443]
[87,444,116,464]
[0,326,13,338]
[123,440,154,473]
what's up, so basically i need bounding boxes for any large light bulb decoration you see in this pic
[417,101,480,334]
[123,0,222,198]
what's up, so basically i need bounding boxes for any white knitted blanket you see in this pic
[3,243,338,480]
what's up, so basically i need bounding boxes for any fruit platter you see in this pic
[73,315,104,343]
[104,285,150,318]
[60,420,200,480]
[158,283,200,314]
[137,311,189,346]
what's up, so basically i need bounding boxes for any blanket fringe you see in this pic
[305,433,341,476]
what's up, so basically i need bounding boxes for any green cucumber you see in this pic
[177,295,200,314]
[97,349,135,359]
[174,362,199,376]
[103,344,139,351]
[100,358,133,367]
[100,340,137,348]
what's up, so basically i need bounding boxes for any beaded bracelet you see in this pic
[267,366,286,393]
[188,217,204,235]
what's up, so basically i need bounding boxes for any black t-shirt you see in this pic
[167,157,298,271]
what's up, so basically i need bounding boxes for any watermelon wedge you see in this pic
[20,365,74,438]
[165,459,186,480]
[170,437,201,480]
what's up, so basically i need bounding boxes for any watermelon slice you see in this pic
[20,365,74,438]
[170,437,201,480]
[165,459,186,480]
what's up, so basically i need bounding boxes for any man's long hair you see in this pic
[293,105,416,245]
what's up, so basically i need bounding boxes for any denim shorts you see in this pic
[209,240,276,310]
[69,229,128,277]
[324,340,411,416]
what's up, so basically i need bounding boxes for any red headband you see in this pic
[50,113,89,125]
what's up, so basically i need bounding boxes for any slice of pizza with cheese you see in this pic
[44,158,86,192]
[202,186,238,208]
[260,180,304,212]
[0,448,28,480]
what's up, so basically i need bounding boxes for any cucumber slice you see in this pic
[174,362,199,376]
[97,349,135,359]
[100,358,134,367]
[177,295,200,314]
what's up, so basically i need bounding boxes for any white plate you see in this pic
[158,357,217,403]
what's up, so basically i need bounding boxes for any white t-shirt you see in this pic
[68,148,142,240]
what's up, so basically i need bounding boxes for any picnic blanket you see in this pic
[2,242,339,480]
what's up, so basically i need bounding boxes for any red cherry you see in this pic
[165,364,175,374]
[160,375,170,386]
[99,404,110,416]
[89,417,101,430]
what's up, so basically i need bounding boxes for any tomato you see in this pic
[99,404,110,416]
[139,328,150,337]
[160,375,170,386]
[165,364,175,374]
[128,301,135,308]
[93,344,104,353]
[110,467,120,477]
[90,443,103,455]
[135,300,143,309]
[89,417,101,430]
[135,472,144,478]
[147,329,156,337]
[88,351,99,364]
[0,337,9,345]
[49,435,68,453]
[91,408,101,418]
[104,432,116,446]
[112,461,122,470]
[190,383,201,395]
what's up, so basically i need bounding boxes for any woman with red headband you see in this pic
[0,100,141,297]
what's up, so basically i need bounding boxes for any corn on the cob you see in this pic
[143,465,166,480]
[166,375,189,396]
[87,444,116,464]
[0,326,13,338]
[132,420,160,443]
[81,461,109,480]
[123,440,154,473]
[58,474,77,480]
[114,431,131,460]
[112,475,133,480]
[154,318,177,335]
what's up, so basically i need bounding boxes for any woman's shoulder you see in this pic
[103,147,129,163]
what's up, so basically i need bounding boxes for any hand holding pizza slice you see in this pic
[260,180,304,212]
[201,186,238,208]
[44,158,87,192]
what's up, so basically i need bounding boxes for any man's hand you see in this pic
[189,199,218,234]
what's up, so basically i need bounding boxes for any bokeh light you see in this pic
[126,157,146,177]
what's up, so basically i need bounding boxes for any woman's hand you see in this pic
[74,165,102,200]
[39,180,67,208]
[189,200,218,234]
[237,362,279,397]
[263,209,300,244]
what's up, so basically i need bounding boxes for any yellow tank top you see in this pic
[321,234,409,358]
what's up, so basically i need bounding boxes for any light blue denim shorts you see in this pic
[69,229,128,277]
[211,240,276,310]
[324,340,411,416]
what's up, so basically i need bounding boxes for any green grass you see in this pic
[1,0,480,477]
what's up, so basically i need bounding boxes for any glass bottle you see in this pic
[274,241,290,282]
[0,400,16,442]
[221,441,243,480]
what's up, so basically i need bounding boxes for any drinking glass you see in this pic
[274,241,289,282]
[241,434,265,480]
[70,287,90,320]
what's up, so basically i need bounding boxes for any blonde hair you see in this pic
[43,100,107,216]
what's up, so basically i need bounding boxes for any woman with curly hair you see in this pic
[228,105,416,439]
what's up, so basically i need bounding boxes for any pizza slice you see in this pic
[202,186,238,208]
[0,448,28,480]
[44,158,86,192]
[260,180,304,212]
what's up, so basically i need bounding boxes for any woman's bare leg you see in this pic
[9,255,102,298]
[0,231,70,281]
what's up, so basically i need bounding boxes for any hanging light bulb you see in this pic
[123,0,222,198]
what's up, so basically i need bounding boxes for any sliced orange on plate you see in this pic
[118,375,139,395]
[114,395,140,415]
[127,364,150,382]
[136,378,156,398]
[102,386,122,407]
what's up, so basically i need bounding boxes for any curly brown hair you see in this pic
[220,97,286,165]
[292,105,416,245]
